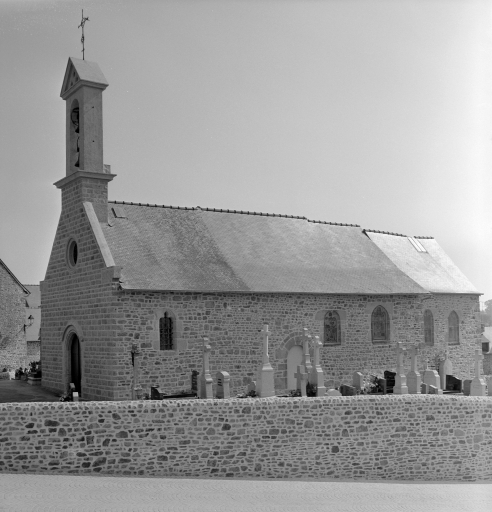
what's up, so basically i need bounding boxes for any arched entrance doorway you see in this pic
[70,333,82,394]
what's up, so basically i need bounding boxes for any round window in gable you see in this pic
[67,239,79,267]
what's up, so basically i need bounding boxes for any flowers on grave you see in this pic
[306,382,317,397]
[28,361,41,378]
[288,389,301,397]
[364,374,384,394]
[236,389,257,398]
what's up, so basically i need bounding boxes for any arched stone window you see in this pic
[159,311,174,350]
[448,310,459,345]
[324,311,341,345]
[371,305,390,342]
[424,310,434,346]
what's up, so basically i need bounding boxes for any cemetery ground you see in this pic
[1,473,492,512]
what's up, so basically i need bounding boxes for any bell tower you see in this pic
[55,57,115,223]
[60,57,108,175]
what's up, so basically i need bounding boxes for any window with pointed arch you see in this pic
[448,310,459,345]
[324,311,341,345]
[159,311,174,350]
[424,309,434,346]
[371,305,390,343]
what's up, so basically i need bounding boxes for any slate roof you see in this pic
[100,202,431,295]
[365,231,479,294]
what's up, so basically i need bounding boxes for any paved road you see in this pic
[0,380,59,403]
[1,474,491,512]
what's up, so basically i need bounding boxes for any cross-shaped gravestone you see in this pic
[294,365,307,397]
[131,342,142,400]
[256,324,275,397]
[302,328,313,376]
[199,337,213,399]
[393,342,408,394]
[309,335,326,396]
[470,342,486,396]
[406,344,421,394]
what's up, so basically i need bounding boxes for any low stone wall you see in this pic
[1,395,491,481]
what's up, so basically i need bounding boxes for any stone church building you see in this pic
[41,58,482,401]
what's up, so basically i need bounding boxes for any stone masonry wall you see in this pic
[0,265,27,370]
[116,291,480,399]
[0,396,491,481]
[41,177,117,400]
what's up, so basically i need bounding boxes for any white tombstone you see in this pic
[302,328,313,376]
[216,371,231,399]
[294,365,307,397]
[406,345,421,394]
[287,345,303,390]
[72,391,79,402]
[439,350,453,391]
[256,324,275,397]
[327,388,341,396]
[470,344,486,396]
[352,372,364,392]
[199,337,213,399]
[393,342,408,394]
[309,336,326,397]
[422,358,443,394]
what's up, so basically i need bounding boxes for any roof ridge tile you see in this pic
[108,200,360,227]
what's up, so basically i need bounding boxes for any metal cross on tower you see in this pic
[78,10,90,60]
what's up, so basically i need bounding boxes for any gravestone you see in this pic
[352,372,364,392]
[428,385,439,395]
[488,377,492,397]
[393,342,408,394]
[309,335,326,397]
[302,328,313,376]
[406,344,421,394]
[378,378,387,394]
[420,382,429,394]
[422,360,443,394]
[191,370,199,396]
[384,371,396,393]
[340,384,356,396]
[72,391,79,402]
[470,344,486,396]
[199,337,213,399]
[151,385,163,400]
[256,324,275,397]
[439,350,453,391]
[327,388,341,396]
[216,371,231,399]
[295,365,307,397]
[445,375,462,393]
[462,379,472,396]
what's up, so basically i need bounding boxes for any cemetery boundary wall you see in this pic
[0,395,491,481]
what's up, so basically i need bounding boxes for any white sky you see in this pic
[1,0,491,302]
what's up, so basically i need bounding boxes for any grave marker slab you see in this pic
[428,385,439,395]
[352,372,364,392]
[302,328,313,376]
[394,342,408,394]
[310,335,326,397]
[247,381,256,395]
[327,389,341,396]
[445,375,462,393]
[420,383,429,394]
[256,324,275,397]
[294,365,307,397]
[470,345,486,396]
[406,345,421,394]
[191,370,199,396]
[199,337,214,399]
[439,351,453,391]
[463,379,472,396]
[72,391,79,402]
[216,371,231,399]
[340,384,356,396]
[422,368,442,393]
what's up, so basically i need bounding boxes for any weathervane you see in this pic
[78,10,90,60]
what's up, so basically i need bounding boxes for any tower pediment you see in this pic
[60,57,108,99]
